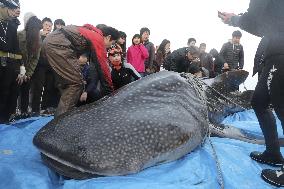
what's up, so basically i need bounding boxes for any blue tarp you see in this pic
[0,110,283,189]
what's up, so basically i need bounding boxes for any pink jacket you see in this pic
[127,44,149,73]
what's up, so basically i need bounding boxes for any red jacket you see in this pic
[127,44,149,73]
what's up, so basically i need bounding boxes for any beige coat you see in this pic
[42,25,90,116]
[42,25,88,85]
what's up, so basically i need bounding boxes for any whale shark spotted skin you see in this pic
[33,70,265,179]
[33,71,209,179]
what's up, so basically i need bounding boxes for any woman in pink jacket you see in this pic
[127,34,149,77]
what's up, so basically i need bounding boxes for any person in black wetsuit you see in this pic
[219,0,284,187]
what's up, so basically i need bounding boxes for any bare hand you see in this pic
[194,71,203,78]
[41,30,50,36]
[80,92,88,102]
[223,63,229,69]
[165,47,171,54]
[218,11,236,24]
[192,58,200,63]
[16,74,26,85]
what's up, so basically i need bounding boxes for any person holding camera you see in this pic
[219,0,284,187]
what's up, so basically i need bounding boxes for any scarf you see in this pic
[79,24,113,89]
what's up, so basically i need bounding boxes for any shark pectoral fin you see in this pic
[209,123,267,144]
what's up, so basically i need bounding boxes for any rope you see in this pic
[208,134,225,189]
[181,73,231,189]
[196,76,246,111]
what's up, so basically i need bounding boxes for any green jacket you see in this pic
[17,30,41,77]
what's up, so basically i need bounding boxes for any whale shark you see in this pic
[33,70,260,179]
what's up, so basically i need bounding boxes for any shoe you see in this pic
[261,168,284,187]
[250,151,283,167]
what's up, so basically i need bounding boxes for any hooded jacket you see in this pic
[127,44,149,72]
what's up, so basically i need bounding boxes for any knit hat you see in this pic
[24,12,36,28]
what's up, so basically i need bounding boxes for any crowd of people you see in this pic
[0,2,246,121]
[0,0,283,187]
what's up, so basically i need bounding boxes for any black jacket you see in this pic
[231,0,284,58]
[143,40,155,70]
[111,67,140,90]
[163,47,200,74]
[219,42,244,69]
[0,18,20,53]
[200,52,214,77]
[37,35,50,67]
[213,55,225,76]
[82,63,102,101]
